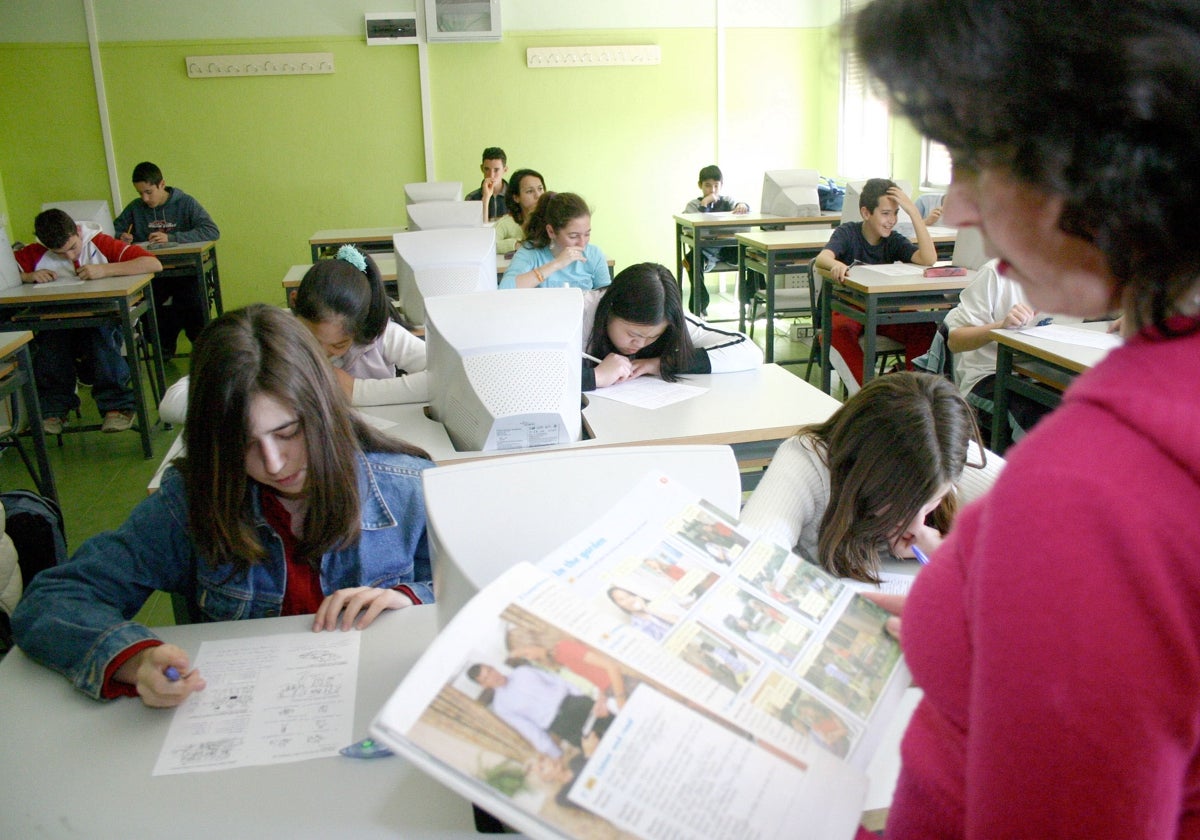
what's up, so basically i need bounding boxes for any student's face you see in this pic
[135,180,169,209]
[942,165,1118,317]
[480,159,507,185]
[244,393,308,499]
[606,317,667,356]
[49,234,82,263]
[886,483,952,556]
[516,174,545,213]
[474,665,506,688]
[299,316,353,360]
[548,215,590,251]
[700,178,722,198]
[860,195,899,240]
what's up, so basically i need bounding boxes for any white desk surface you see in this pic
[141,240,217,257]
[989,320,1116,374]
[736,225,958,252]
[0,608,481,840]
[0,328,34,356]
[674,210,841,229]
[362,363,842,466]
[309,226,407,246]
[840,265,975,296]
[0,272,155,305]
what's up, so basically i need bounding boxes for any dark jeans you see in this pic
[32,326,135,418]
[970,374,1054,447]
[686,245,743,315]
[152,274,207,355]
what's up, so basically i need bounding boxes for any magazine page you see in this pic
[537,472,911,771]
[372,562,865,840]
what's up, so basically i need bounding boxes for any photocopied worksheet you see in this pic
[587,376,708,409]
[153,631,360,776]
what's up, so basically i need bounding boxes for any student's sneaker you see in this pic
[42,416,65,436]
[101,410,136,433]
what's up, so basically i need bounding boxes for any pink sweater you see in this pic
[888,322,1200,838]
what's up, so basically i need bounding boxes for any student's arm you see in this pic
[158,376,189,425]
[494,214,523,254]
[680,315,764,374]
[113,200,137,242]
[502,247,568,289]
[78,236,162,280]
[349,322,430,405]
[947,303,1036,353]
[944,263,1036,352]
[814,247,851,283]
[891,187,936,266]
[170,195,220,243]
[14,245,55,283]
[738,436,823,550]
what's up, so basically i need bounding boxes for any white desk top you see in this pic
[362,364,842,466]
[0,608,481,840]
[310,226,407,245]
[674,210,841,228]
[0,329,34,356]
[736,225,959,251]
[0,272,155,304]
[989,320,1118,374]
[282,254,511,288]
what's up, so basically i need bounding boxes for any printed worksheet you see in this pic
[153,631,360,776]
[587,376,708,409]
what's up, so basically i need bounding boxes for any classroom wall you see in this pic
[0,1,920,319]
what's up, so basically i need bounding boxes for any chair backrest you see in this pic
[424,445,741,625]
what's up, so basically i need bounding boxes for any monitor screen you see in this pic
[406,201,485,231]
[40,200,115,238]
[760,169,821,216]
[426,288,583,453]
[950,226,989,270]
[404,181,463,206]
[841,179,915,230]
[394,227,497,326]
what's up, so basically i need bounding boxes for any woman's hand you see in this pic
[550,246,586,272]
[594,353,634,387]
[629,357,662,379]
[314,586,414,632]
[859,592,905,641]
[115,643,206,708]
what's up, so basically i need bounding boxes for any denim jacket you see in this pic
[12,450,433,699]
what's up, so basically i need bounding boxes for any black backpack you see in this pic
[1,490,67,585]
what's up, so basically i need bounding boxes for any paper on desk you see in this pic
[587,376,708,408]
[153,631,359,776]
[849,263,924,277]
[1014,324,1123,350]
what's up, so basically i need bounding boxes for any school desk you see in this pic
[0,274,166,459]
[146,240,223,325]
[0,330,58,503]
[360,363,842,492]
[989,320,1117,454]
[309,226,406,261]
[674,210,840,315]
[0,608,482,840]
[735,227,962,366]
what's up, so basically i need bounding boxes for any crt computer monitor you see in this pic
[840,179,915,229]
[403,181,463,206]
[760,169,821,216]
[425,287,583,453]
[40,200,115,238]
[406,200,484,231]
[950,225,989,270]
[393,227,497,326]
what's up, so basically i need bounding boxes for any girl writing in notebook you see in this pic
[583,262,763,391]
[739,372,999,583]
[499,192,611,290]
[11,305,434,707]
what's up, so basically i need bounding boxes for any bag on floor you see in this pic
[0,490,67,585]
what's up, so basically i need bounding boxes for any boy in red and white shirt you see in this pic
[14,208,162,434]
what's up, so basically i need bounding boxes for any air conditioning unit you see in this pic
[365,12,418,45]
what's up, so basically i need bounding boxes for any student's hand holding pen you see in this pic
[1002,302,1038,329]
[148,231,169,244]
[120,225,134,243]
[115,643,206,708]
[593,353,634,387]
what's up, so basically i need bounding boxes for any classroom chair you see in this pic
[422,445,741,626]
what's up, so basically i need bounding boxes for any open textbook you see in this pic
[372,473,910,840]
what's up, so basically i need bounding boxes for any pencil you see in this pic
[583,352,602,364]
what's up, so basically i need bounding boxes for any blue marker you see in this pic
[912,546,931,566]
[164,666,181,682]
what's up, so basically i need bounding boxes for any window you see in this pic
[922,139,953,189]
[839,0,890,178]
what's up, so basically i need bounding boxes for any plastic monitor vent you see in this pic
[419,264,489,298]
[465,350,568,415]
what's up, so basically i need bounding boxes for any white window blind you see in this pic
[922,139,953,188]
[839,0,890,178]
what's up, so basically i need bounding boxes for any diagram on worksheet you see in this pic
[153,631,360,775]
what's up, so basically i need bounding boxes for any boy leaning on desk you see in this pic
[681,164,750,316]
[13,208,162,435]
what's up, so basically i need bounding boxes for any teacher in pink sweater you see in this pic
[852,1,1200,837]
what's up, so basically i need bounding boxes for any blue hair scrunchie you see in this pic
[336,244,367,273]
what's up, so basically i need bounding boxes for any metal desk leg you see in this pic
[764,251,776,363]
[675,221,685,299]
[860,300,879,385]
[737,243,748,333]
[119,297,155,459]
[991,343,1015,455]
[15,344,58,505]
[820,282,833,393]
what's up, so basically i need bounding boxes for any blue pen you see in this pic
[912,546,930,566]
[164,666,181,682]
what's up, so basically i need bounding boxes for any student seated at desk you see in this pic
[11,305,434,706]
[583,262,762,391]
[682,164,751,316]
[499,192,611,290]
[466,146,508,223]
[161,247,429,415]
[494,168,546,255]
[814,178,938,384]
[739,372,1001,584]
[942,257,1053,443]
[13,208,162,435]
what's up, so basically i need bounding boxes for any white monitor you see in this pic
[426,288,583,453]
[841,179,914,228]
[406,200,484,231]
[40,200,115,237]
[404,181,463,206]
[760,169,821,216]
[0,227,23,291]
[950,226,989,269]
[393,227,497,326]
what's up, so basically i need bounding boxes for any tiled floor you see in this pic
[0,282,834,628]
